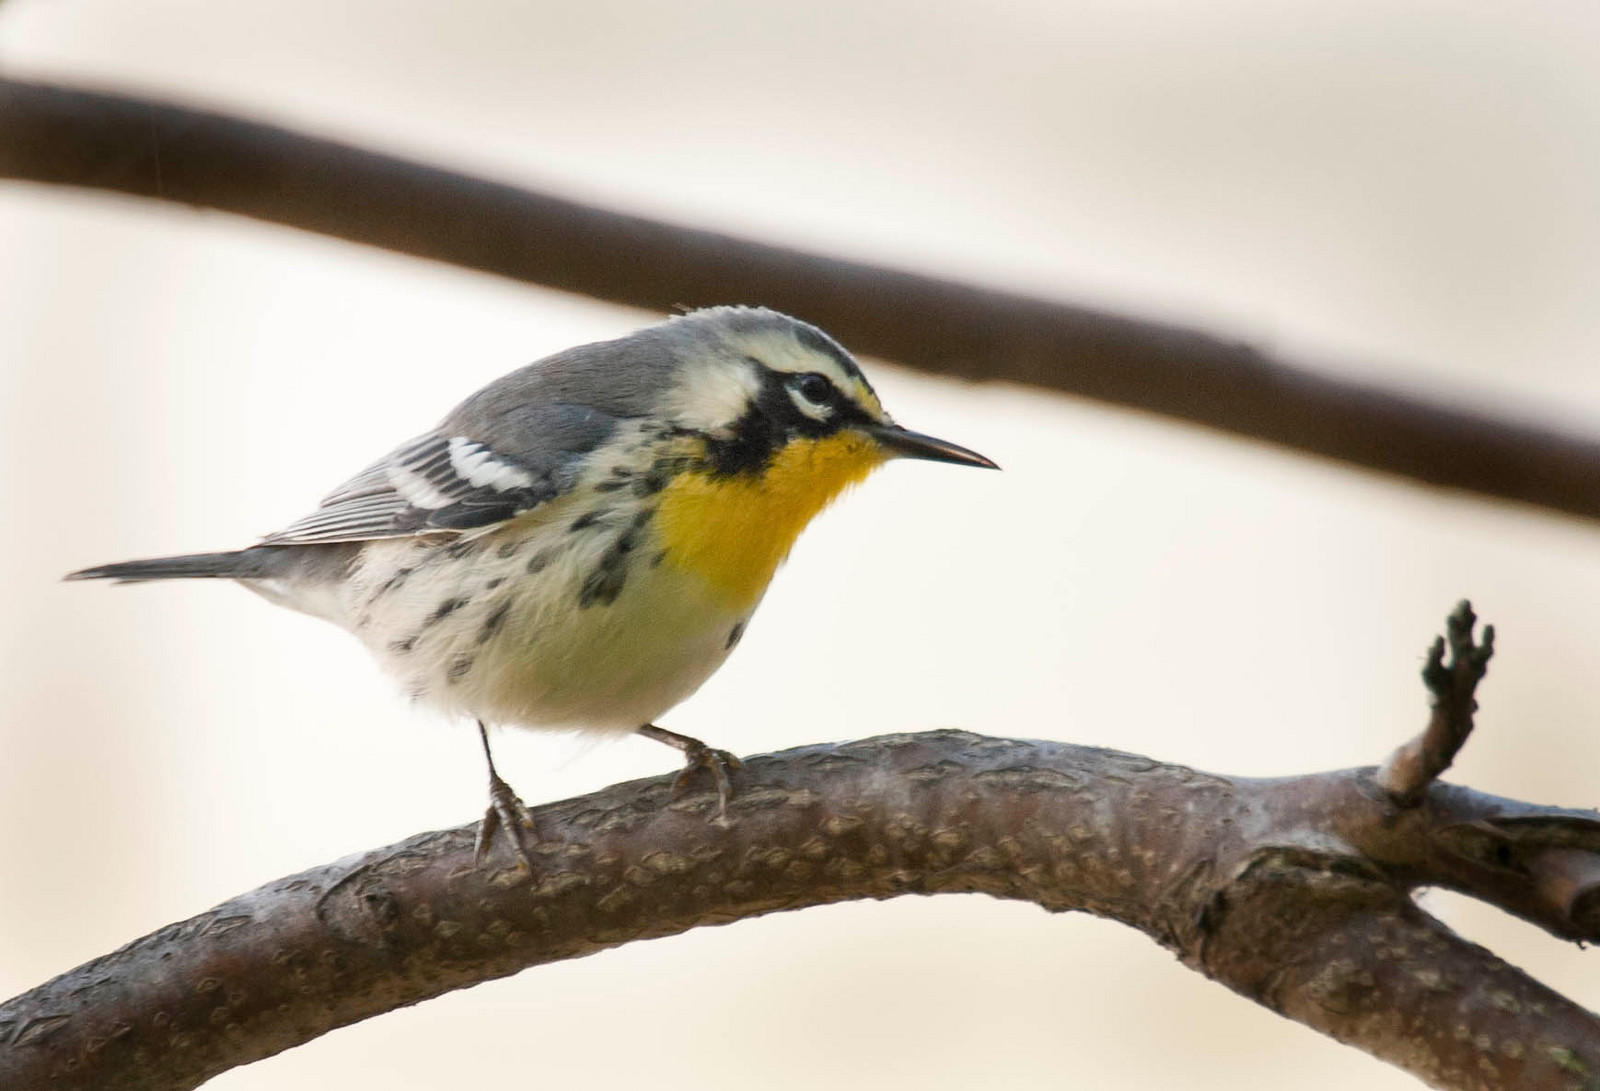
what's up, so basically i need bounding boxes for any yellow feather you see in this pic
[655,433,886,610]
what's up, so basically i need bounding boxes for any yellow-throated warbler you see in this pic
[69,307,996,863]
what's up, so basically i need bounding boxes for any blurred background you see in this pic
[3,2,1600,1087]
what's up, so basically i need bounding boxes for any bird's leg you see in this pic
[474,720,536,868]
[637,723,742,821]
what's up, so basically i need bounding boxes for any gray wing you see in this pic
[261,403,623,545]
[260,329,682,546]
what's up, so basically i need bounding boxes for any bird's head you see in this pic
[645,307,996,608]
[658,306,997,478]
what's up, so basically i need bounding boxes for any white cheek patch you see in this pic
[664,357,763,434]
[446,437,536,491]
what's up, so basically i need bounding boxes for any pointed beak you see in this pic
[866,424,999,469]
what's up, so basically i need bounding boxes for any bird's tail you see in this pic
[65,548,281,583]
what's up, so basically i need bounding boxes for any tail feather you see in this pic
[66,549,271,583]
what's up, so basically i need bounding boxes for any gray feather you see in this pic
[65,546,326,583]
[259,327,690,547]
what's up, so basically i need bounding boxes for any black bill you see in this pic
[868,424,998,469]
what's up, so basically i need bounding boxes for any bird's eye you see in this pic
[793,372,835,406]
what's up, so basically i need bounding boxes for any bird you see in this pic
[68,306,997,865]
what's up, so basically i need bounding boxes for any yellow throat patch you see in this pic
[655,432,887,610]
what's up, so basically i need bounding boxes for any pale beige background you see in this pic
[4,2,1600,1088]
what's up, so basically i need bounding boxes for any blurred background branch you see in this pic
[6,78,1600,524]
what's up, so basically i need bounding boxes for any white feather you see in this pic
[387,463,453,509]
[448,436,536,490]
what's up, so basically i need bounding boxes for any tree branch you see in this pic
[6,79,1600,523]
[4,605,1600,1091]
[1377,600,1496,804]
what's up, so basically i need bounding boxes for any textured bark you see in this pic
[2,732,1598,1091]
[6,79,1600,523]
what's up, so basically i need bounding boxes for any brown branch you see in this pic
[3,732,1599,1090]
[1377,600,1496,804]
[6,79,1600,523]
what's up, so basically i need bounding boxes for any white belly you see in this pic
[328,496,753,733]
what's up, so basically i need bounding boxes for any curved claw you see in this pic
[637,724,743,821]
[669,744,743,819]
[475,759,537,869]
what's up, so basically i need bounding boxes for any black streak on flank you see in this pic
[448,653,474,683]
[609,509,652,562]
[526,549,554,574]
[426,597,469,626]
[578,529,638,609]
[477,600,512,644]
[446,537,480,560]
[390,635,418,654]
[725,620,746,650]
[652,549,668,568]
[634,467,671,497]
[578,563,626,608]
[371,566,414,601]
[570,509,607,532]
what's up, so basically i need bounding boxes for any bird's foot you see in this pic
[671,742,743,820]
[637,723,742,822]
[475,764,537,869]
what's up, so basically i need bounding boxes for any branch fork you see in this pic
[1376,600,1495,805]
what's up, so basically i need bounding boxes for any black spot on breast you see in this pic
[389,635,418,654]
[485,576,504,590]
[526,550,554,574]
[426,597,468,626]
[496,539,521,559]
[477,600,512,644]
[725,620,746,650]
[448,653,474,683]
[651,549,668,568]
